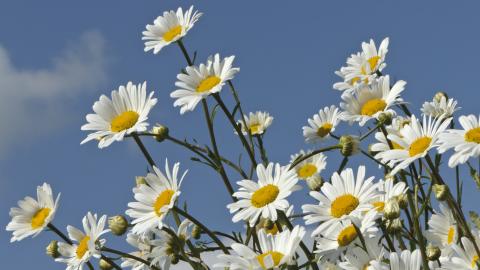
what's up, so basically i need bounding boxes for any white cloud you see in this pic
[0,30,108,156]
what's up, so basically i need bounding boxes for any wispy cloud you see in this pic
[0,30,108,156]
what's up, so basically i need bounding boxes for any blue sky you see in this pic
[2,0,480,269]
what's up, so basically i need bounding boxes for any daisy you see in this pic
[289,150,327,182]
[438,114,480,167]
[333,38,389,92]
[370,116,411,163]
[126,159,187,235]
[56,212,110,270]
[303,105,343,143]
[340,75,406,126]
[425,203,458,254]
[143,6,202,54]
[227,162,299,226]
[422,96,459,118]
[302,166,381,235]
[171,53,239,114]
[6,183,60,242]
[438,237,479,269]
[371,178,408,215]
[214,226,305,270]
[81,81,157,148]
[339,236,388,270]
[372,249,421,270]
[375,114,451,176]
[236,111,273,136]
[121,233,157,270]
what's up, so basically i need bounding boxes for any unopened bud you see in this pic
[433,184,448,201]
[396,193,408,209]
[170,254,180,265]
[263,219,275,231]
[152,124,169,142]
[135,176,147,186]
[192,225,202,239]
[99,258,113,270]
[385,218,403,233]
[306,175,324,191]
[339,135,360,157]
[433,91,448,103]
[378,112,393,125]
[384,198,401,220]
[426,244,441,261]
[46,240,60,258]
[108,215,129,236]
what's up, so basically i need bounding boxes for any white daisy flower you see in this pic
[371,178,408,214]
[438,237,480,269]
[289,150,327,182]
[214,226,305,270]
[237,111,273,136]
[438,114,480,167]
[126,160,187,235]
[56,212,109,270]
[81,81,157,148]
[170,53,239,114]
[121,232,157,270]
[340,76,406,126]
[422,96,459,119]
[302,166,381,235]
[227,162,299,226]
[303,105,343,143]
[371,116,411,163]
[334,38,389,92]
[372,249,421,270]
[375,115,451,176]
[425,203,458,255]
[142,6,202,54]
[314,210,379,259]
[6,183,60,242]
[339,236,388,270]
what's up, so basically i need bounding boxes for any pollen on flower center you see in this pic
[317,123,333,138]
[372,201,385,212]
[163,25,182,42]
[465,127,480,144]
[110,111,139,132]
[368,56,381,71]
[251,184,279,208]
[257,251,284,269]
[31,207,51,229]
[447,226,455,244]
[298,163,317,179]
[154,189,175,216]
[408,137,432,157]
[337,225,358,247]
[76,236,91,259]
[196,76,221,93]
[331,194,359,218]
[249,123,261,134]
[472,255,479,268]
[361,98,387,116]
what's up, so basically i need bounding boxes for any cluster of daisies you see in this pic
[6,5,480,270]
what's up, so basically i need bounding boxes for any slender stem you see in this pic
[132,133,156,168]
[289,145,341,169]
[256,135,269,165]
[337,157,349,173]
[177,39,193,66]
[100,255,122,270]
[102,247,160,270]
[173,206,230,254]
[360,122,382,141]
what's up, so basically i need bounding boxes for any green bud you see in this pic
[152,124,169,142]
[192,225,202,240]
[46,240,60,259]
[378,112,393,125]
[433,91,448,103]
[339,135,360,157]
[108,215,129,236]
[433,184,448,201]
[306,175,324,192]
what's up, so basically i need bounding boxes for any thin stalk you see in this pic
[100,255,122,270]
[256,135,269,165]
[102,247,160,270]
[132,133,156,168]
[289,145,341,169]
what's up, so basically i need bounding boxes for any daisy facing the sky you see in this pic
[171,53,239,114]
[143,6,202,54]
[6,183,60,242]
[303,105,343,143]
[237,111,273,136]
[227,162,299,226]
[126,159,187,235]
[289,150,327,183]
[81,81,157,148]
[340,75,406,126]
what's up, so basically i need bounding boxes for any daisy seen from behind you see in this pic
[237,111,273,136]
[421,95,459,119]
[303,105,343,143]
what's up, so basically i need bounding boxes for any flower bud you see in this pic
[306,175,324,192]
[99,258,113,270]
[385,218,403,233]
[152,124,169,142]
[339,135,360,157]
[433,184,448,201]
[135,176,147,186]
[378,112,393,125]
[426,244,441,261]
[46,240,60,258]
[170,254,180,265]
[192,225,202,239]
[433,91,448,103]
[263,219,275,231]
[396,193,408,209]
[384,198,401,220]
[108,215,129,236]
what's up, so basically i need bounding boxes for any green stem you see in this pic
[102,247,160,270]
[132,133,156,168]
[289,145,341,169]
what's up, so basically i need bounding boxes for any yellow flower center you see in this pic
[257,251,284,269]
[110,111,139,132]
[472,255,479,268]
[350,77,361,85]
[331,194,360,218]
[465,127,480,144]
[317,123,333,138]
[408,137,432,157]
[298,163,317,179]
[447,226,455,244]
[153,189,175,216]
[372,201,385,212]
[76,236,90,259]
[196,76,221,93]
[361,99,387,116]
[163,25,182,42]
[31,208,51,229]
[337,225,358,247]
[368,56,381,71]
[251,184,279,208]
[249,123,262,134]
